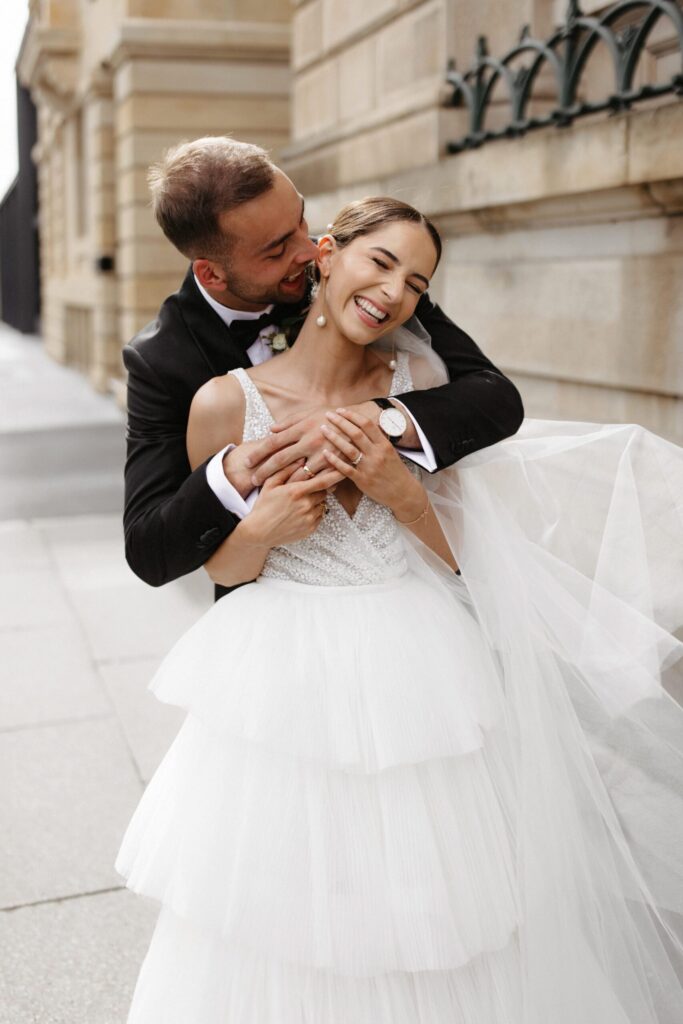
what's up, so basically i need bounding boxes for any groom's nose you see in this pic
[293,233,319,265]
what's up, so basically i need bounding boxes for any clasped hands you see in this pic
[224,404,425,548]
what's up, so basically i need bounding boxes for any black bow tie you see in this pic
[229,310,282,352]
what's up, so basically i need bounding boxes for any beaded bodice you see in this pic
[230,352,419,586]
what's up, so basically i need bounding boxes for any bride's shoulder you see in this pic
[191,371,245,423]
[187,373,245,469]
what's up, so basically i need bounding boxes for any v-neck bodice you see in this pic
[229,352,420,586]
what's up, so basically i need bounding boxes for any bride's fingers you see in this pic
[297,467,343,492]
[324,410,374,452]
[331,407,386,447]
[322,448,357,479]
[261,459,306,489]
[320,423,360,462]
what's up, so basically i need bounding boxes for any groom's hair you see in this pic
[147,136,276,261]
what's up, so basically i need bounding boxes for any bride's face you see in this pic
[319,220,437,345]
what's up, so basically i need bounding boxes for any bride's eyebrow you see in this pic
[369,246,429,287]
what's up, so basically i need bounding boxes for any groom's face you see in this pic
[216,171,318,309]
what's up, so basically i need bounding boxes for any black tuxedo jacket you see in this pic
[123,266,523,596]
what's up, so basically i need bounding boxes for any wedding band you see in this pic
[302,463,315,477]
[351,452,363,466]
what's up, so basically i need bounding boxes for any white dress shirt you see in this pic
[195,275,437,519]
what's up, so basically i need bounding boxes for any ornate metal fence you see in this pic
[444,0,683,152]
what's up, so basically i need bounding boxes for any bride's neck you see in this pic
[282,315,378,398]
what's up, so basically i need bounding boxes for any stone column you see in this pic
[19,0,293,395]
[110,12,291,353]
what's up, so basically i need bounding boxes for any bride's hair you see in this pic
[327,197,442,268]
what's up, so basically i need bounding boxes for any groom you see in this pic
[123,136,524,598]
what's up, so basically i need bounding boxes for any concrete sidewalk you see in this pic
[0,325,213,1023]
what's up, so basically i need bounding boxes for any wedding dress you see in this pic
[115,350,683,1023]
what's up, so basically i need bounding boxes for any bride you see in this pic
[115,197,683,1023]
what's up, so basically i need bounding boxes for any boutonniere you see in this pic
[259,325,289,352]
[259,307,311,353]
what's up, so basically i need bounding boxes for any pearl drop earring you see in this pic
[316,277,328,328]
[389,340,397,370]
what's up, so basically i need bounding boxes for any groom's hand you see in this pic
[245,406,348,486]
[222,440,267,498]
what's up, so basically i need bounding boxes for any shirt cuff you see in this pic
[206,445,259,518]
[391,400,438,472]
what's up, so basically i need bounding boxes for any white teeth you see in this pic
[283,272,301,282]
[355,296,388,322]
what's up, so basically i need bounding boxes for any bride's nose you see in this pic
[380,273,402,305]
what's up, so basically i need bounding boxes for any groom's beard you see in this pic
[223,261,311,307]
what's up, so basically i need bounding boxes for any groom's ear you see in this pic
[193,258,228,292]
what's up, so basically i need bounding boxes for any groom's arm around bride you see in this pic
[122,137,524,594]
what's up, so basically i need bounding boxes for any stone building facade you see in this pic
[18,0,683,443]
[17,0,291,392]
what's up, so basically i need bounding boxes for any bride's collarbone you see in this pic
[248,359,394,418]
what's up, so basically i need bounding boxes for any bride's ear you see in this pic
[316,234,336,279]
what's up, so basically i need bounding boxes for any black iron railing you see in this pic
[444,0,683,152]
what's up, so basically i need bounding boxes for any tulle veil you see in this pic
[373,321,683,1021]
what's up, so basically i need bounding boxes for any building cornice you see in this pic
[16,22,79,95]
[109,18,290,70]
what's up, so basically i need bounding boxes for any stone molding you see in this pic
[296,102,683,226]
[108,18,290,69]
[17,23,80,108]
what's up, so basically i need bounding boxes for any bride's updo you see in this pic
[326,196,442,268]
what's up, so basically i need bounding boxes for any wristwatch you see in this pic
[373,398,407,445]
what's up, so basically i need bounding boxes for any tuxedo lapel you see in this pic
[176,266,251,376]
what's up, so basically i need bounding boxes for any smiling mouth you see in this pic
[354,296,389,324]
[282,270,305,285]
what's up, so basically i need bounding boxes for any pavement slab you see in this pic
[0,519,52,572]
[1,715,145,909]
[0,330,124,435]
[0,567,73,630]
[0,325,215,1018]
[0,424,126,519]
[98,657,186,786]
[0,888,158,1024]
[0,623,109,731]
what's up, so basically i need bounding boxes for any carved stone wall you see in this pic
[17,0,683,444]
[18,0,291,392]
[284,0,683,443]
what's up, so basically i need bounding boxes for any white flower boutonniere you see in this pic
[258,323,290,354]
[271,332,288,352]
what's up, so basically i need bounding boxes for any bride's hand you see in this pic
[239,461,339,549]
[244,406,345,487]
[320,409,426,522]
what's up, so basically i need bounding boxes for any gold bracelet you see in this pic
[396,496,430,526]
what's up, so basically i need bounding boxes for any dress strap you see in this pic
[227,368,274,442]
[389,350,413,397]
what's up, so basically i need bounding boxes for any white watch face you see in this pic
[379,407,407,439]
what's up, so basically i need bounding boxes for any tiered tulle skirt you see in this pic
[115,564,683,1022]
[115,571,532,1022]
